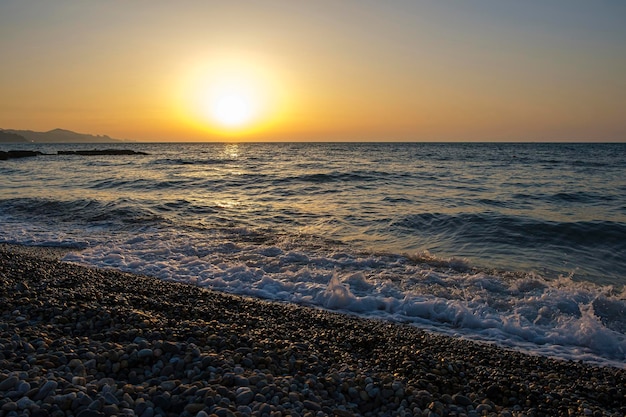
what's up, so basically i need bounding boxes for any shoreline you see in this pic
[1,245,624,417]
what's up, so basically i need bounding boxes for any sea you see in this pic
[1,142,625,368]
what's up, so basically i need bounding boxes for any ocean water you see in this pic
[1,142,624,367]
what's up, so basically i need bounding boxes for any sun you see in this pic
[210,89,255,128]
[176,56,288,137]
[194,75,266,134]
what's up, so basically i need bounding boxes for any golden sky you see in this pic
[1,1,625,142]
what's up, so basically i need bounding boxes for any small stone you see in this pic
[104,392,120,405]
[17,380,31,394]
[159,380,177,391]
[1,402,18,412]
[485,385,502,399]
[77,410,105,417]
[234,376,250,386]
[122,392,134,406]
[213,407,236,417]
[31,409,50,417]
[137,348,153,359]
[68,358,83,368]
[140,406,154,417]
[102,404,120,416]
[34,380,58,400]
[16,396,35,409]
[334,410,356,417]
[452,394,473,406]
[72,376,87,386]
[162,342,180,354]
[160,365,174,377]
[134,400,148,416]
[303,400,322,411]
[0,375,18,391]
[184,403,205,414]
[88,399,103,411]
[235,387,254,405]
[153,394,171,410]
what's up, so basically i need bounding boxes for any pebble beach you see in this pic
[1,245,624,417]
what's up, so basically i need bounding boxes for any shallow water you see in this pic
[1,142,624,366]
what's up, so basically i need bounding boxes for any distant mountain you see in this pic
[0,131,29,143]
[0,128,126,143]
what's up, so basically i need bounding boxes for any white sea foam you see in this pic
[42,227,624,369]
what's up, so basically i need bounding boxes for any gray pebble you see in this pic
[16,396,35,410]
[1,402,18,412]
[76,410,105,417]
[235,387,254,405]
[0,375,18,391]
[17,380,31,394]
[137,348,153,359]
[452,394,473,406]
[34,380,58,400]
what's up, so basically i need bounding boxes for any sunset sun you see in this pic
[209,89,256,128]
[178,58,285,136]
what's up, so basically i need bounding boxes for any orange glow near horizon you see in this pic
[1,2,625,142]
[174,56,290,139]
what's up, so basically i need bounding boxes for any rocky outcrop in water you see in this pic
[0,149,148,161]
[57,149,148,156]
[0,150,43,160]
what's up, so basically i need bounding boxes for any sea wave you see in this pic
[0,197,165,227]
[54,228,625,368]
[393,212,626,247]
[390,212,626,282]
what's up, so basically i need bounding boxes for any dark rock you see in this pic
[213,407,236,417]
[137,348,153,359]
[57,149,148,156]
[452,394,473,406]
[152,394,171,410]
[1,401,17,412]
[139,407,154,417]
[0,150,43,160]
[183,403,205,414]
[34,380,58,400]
[235,387,254,405]
[102,404,119,416]
[31,409,50,417]
[76,410,105,417]
[303,400,322,411]
[485,384,503,399]
[161,341,180,354]
[0,375,18,390]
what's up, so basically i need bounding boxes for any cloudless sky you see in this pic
[1,0,625,141]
